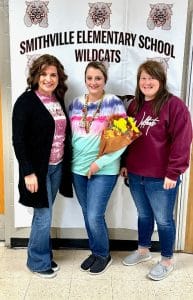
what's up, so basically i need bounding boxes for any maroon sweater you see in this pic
[124,95,192,181]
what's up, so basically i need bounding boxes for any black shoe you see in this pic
[34,268,57,278]
[89,255,112,275]
[51,261,60,272]
[80,254,96,271]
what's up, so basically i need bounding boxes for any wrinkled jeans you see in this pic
[128,173,180,258]
[27,163,62,272]
[73,173,117,257]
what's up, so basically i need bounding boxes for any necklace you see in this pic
[79,93,104,133]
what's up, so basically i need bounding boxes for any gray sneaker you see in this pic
[122,250,152,266]
[148,262,174,281]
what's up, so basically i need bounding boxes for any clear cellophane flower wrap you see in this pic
[98,115,142,157]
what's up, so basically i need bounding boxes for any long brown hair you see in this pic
[134,60,170,116]
[26,54,68,100]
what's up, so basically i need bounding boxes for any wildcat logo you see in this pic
[147,3,173,30]
[24,1,49,27]
[147,57,169,73]
[86,2,112,29]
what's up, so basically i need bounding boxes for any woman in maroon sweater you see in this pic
[121,60,192,281]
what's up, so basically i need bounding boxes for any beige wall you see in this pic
[0,86,4,214]
[1,0,193,245]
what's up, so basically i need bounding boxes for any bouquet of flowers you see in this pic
[98,115,142,157]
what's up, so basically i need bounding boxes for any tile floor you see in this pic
[0,243,193,300]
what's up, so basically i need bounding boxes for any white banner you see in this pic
[9,0,188,228]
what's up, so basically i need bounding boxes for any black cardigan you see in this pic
[12,90,73,208]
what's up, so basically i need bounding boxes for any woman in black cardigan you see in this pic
[12,54,73,278]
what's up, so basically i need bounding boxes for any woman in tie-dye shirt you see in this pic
[12,54,72,279]
[69,61,126,275]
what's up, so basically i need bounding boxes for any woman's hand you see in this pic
[120,167,128,177]
[87,162,100,179]
[163,177,177,190]
[24,173,38,193]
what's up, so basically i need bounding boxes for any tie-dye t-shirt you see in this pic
[36,91,66,165]
[69,94,127,175]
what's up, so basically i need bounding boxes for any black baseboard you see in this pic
[10,238,160,252]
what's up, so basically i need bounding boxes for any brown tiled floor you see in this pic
[0,243,193,299]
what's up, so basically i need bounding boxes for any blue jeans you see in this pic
[27,163,62,272]
[73,173,118,257]
[128,173,180,259]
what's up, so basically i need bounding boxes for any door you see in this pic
[185,151,193,252]
[0,86,4,214]
[184,15,193,253]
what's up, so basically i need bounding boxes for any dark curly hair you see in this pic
[26,54,68,100]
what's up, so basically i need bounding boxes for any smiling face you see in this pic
[85,67,106,101]
[139,70,160,101]
[37,65,59,96]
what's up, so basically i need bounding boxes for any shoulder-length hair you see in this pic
[26,54,68,100]
[134,60,171,116]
